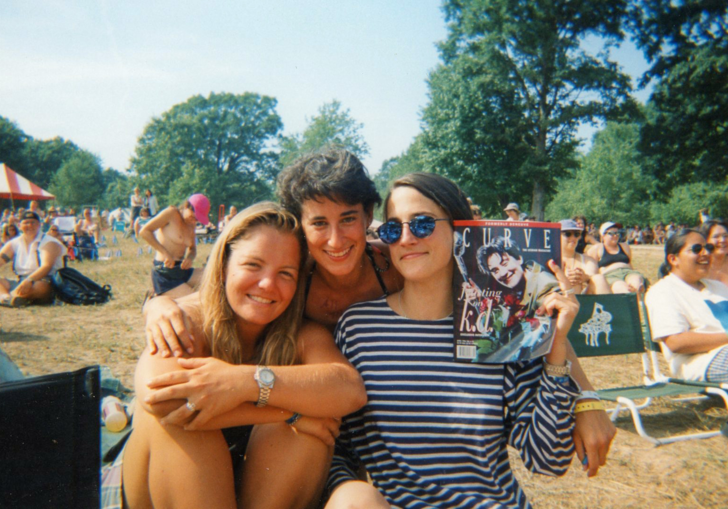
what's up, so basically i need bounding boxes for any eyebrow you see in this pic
[242,255,299,271]
[308,209,360,221]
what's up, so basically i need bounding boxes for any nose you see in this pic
[258,271,276,291]
[328,224,346,248]
[398,222,418,245]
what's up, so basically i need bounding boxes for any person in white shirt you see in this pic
[645,228,728,382]
[0,211,64,307]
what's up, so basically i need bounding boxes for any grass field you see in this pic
[1,238,727,507]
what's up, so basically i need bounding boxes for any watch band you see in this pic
[544,360,571,377]
[256,384,272,408]
[576,390,601,402]
[254,366,275,408]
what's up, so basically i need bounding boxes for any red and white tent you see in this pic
[0,163,55,201]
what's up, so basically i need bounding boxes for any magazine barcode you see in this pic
[457,345,476,359]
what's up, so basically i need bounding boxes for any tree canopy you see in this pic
[420,0,637,218]
[279,100,369,169]
[131,92,283,209]
[49,151,105,208]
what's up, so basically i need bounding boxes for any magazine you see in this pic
[452,220,562,363]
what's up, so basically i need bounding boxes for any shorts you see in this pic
[603,267,645,287]
[706,346,728,383]
[151,260,194,295]
[8,275,54,292]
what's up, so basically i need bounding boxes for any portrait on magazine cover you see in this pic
[453,221,561,363]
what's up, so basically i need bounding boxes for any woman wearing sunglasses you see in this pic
[587,221,647,294]
[144,150,615,480]
[645,229,728,383]
[700,220,728,286]
[560,219,610,294]
[326,173,581,508]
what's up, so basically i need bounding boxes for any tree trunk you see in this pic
[531,180,545,221]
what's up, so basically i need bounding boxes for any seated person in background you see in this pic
[700,220,728,286]
[645,229,728,382]
[653,222,666,245]
[47,224,68,247]
[573,215,598,254]
[133,207,152,238]
[221,205,238,229]
[641,225,654,245]
[1,223,19,246]
[503,202,524,221]
[75,207,101,243]
[626,225,641,245]
[587,222,647,294]
[560,219,611,294]
[0,211,64,307]
[139,193,209,298]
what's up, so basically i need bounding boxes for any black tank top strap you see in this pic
[365,243,390,296]
[597,243,630,268]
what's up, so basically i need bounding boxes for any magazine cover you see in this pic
[452,220,562,363]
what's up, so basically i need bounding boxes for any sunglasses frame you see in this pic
[561,231,581,238]
[687,243,715,255]
[377,216,450,245]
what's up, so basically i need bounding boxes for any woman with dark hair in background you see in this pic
[700,219,728,286]
[645,229,728,383]
[572,215,598,254]
[1,223,19,246]
[326,173,580,508]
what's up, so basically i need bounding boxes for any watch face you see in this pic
[259,369,275,385]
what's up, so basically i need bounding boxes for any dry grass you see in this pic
[1,240,727,507]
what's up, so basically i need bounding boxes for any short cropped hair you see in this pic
[277,149,381,218]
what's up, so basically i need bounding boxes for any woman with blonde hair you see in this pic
[102,202,366,509]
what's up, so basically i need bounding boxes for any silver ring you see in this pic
[186,401,197,412]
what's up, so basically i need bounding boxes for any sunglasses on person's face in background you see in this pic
[604,231,622,237]
[687,243,715,255]
[377,216,450,245]
[561,231,580,238]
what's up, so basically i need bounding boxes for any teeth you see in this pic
[327,247,352,258]
[249,295,273,304]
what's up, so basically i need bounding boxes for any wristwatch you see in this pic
[254,366,276,407]
[544,359,572,377]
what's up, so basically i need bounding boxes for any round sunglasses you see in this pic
[377,216,449,245]
[686,243,715,255]
[561,231,581,238]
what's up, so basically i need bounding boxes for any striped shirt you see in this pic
[329,298,578,509]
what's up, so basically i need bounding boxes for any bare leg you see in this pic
[12,280,54,304]
[587,274,611,295]
[0,279,11,301]
[325,481,390,509]
[238,422,332,509]
[610,280,631,294]
[122,409,236,509]
[625,273,645,294]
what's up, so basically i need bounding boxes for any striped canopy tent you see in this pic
[0,163,55,206]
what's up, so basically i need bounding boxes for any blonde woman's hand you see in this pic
[146,357,250,428]
[537,261,580,352]
[290,416,341,446]
[144,296,195,357]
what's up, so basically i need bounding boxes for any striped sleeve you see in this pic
[505,362,579,476]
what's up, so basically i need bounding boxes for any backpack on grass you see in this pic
[52,267,112,305]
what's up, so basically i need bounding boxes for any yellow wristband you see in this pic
[574,400,606,414]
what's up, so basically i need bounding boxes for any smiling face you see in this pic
[385,186,453,284]
[19,218,40,237]
[708,224,728,257]
[603,227,621,247]
[300,197,371,278]
[669,232,711,285]
[224,225,301,333]
[487,251,525,289]
[561,230,580,253]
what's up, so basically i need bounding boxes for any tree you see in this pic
[545,122,656,225]
[99,168,132,210]
[630,0,728,192]
[131,92,283,209]
[23,137,80,190]
[422,0,637,219]
[279,100,369,169]
[0,116,28,172]
[49,151,105,208]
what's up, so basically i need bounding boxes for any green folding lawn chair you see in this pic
[569,293,728,445]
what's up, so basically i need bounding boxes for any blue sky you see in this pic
[0,0,650,175]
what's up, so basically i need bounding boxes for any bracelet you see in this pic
[544,360,571,377]
[574,400,606,414]
[286,412,302,426]
[576,390,601,402]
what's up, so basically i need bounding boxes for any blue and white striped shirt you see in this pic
[329,298,578,508]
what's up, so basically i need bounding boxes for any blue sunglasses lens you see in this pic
[377,216,437,244]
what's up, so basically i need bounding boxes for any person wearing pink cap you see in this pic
[139,193,210,297]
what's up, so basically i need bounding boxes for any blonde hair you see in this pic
[199,201,306,366]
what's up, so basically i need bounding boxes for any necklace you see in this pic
[398,291,409,319]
